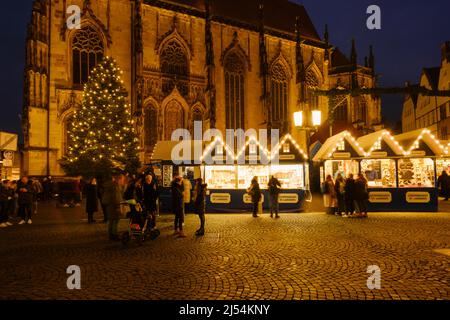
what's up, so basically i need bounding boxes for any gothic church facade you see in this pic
[22,0,381,176]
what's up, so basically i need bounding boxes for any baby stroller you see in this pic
[121,202,160,246]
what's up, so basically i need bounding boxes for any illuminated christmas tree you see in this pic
[61,56,140,178]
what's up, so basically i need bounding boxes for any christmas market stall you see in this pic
[356,130,405,211]
[150,140,203,212]
[393,129,446,211]
[313,131,365,184]
[201,134,309,213]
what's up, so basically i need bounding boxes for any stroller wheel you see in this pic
[149,229,160,240]
[121,232,130,245]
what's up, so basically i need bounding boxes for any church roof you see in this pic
[147,0,321,42]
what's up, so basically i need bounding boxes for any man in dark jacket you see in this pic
[17,176,34,224]
[437,170,450,201]
[0,181,10,227]
[268,176,281,218]
[171,176,185,237]
[344,173,355,217]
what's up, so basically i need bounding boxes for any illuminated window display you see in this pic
[270,164,305,189]
[436,159,450,174]
[361,159,396,188]
[237,165,270,189]
[204,166,236,189]
[324,160,359,179]
[398,158,435,188]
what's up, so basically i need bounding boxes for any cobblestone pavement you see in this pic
[0,201,449,300]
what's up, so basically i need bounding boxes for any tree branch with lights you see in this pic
[60,57,141,178]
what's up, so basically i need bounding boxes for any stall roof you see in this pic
[151,140,204,163]
[394,129,448,156]
[312,131,366,162]
[271,134,308,160]
[357,130,405,156]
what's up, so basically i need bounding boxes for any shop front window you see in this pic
[324,160,359,180]
[237,165,269,189]
[204,165,236,189]
[398,158,435,188]
[270,164,304,189]
[361,159,396,188]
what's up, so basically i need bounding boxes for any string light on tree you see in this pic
[60,56,140,178]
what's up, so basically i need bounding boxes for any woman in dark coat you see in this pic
[193,178,207,236]
[344,173,355,216]
[171,176,185,237]
[247,176,262,218]
[143,174,157,217]
[437,170,450,201]
[354,173,369,218]
[85,178,98,223]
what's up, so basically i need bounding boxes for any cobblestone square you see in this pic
[0,202,449,300]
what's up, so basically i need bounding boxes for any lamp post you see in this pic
[293,108,322,158]
[293,107,321,198]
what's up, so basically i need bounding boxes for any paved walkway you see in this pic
[0,201,449,300]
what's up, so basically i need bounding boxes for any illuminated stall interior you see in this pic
[313,131,366,181]
[202,134,308,190]
[394,129,447,188]
[356,130,405,188]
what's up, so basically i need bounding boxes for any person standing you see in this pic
[247,176,262,218]
[193,178,207,236]
[171,176,185,237]
[102,173,127,241]
[322,175,336,215]
[334,174,346,216]
[143,174,157,222]
[344,173,355,217]
[31,178,43,215]
[354,173,369,218]
[268,176,281,218]
[437,170,450,201]
[182,175,192,215]
[85,178,98,223]
[17,176,34,225]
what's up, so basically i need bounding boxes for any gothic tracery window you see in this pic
[270,62,288,128]
[332,95,348,122]
[164,100,184,140]
[160,40,189,96]
[71,26,104,85]
[224,52,245,130]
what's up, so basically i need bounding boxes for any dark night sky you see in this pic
[0,1,449,136]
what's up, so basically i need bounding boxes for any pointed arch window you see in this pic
[332,95,348,122]
[224,52,245,130]
[144,104,158,150]
[71,26,104,85]
[270,62,288,128]
[164,100,184,140]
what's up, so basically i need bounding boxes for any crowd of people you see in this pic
[0,176,44,227]
[3,167,449,238]
[322,173,369,218]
